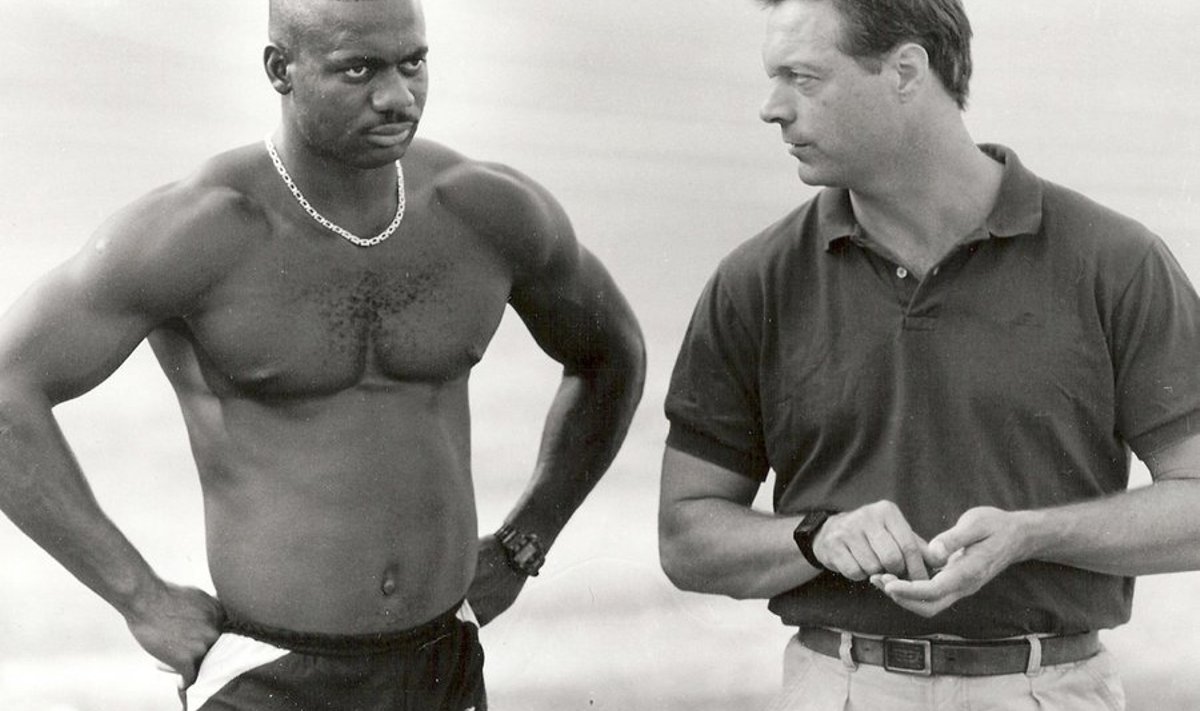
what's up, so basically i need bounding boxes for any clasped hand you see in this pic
[812,502,1034,618]
[124,581,225,689]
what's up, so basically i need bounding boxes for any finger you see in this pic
[889,597,949,619]
[822,548,862,580]
[840,536,885,581]
[814,532,864,580]
[822,542,869,581]
[888,586,960,619]
[863,528,909,577]
[864,504,929,581]
[878,518,930,581]
[882,577,947,602]
[875,576,941,617]
[869,573,898,591]
[902,537,931,581]
[171,653,203,688]
[888,544,1000,617]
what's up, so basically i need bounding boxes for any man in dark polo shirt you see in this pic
[658,0,1200,708]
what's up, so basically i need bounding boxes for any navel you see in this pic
[380,564,400,597]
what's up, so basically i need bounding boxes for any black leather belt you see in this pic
[797,627,1100,677]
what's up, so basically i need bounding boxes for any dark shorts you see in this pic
[186,602,486,711]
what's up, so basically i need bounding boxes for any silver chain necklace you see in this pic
[264,137,405,248]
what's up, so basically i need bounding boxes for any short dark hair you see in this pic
[759,0,974,109]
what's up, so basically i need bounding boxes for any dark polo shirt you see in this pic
[665,145,1200,637]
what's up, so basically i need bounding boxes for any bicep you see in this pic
[661,446,761,511]
[438,159,641,369]
[1146,431,1200,482]
[0,254,159,405]
[509,219,641,373]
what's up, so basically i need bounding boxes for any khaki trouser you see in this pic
[767,632,1126,711]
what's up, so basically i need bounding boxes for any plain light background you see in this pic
[0,1,1198,708]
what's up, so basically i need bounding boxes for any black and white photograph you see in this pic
[0,1,1197,709]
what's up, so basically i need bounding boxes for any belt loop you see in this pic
[838,631,858,671]
[1024,635,1043,677]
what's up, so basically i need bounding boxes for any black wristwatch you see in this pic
[793,509,838,572]
[495,523,546,577]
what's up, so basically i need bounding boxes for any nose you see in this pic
[759,81,794,125]
[371,68,417,115]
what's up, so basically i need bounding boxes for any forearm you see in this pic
[659,497,816,599]
[504,348,645,546]
[0,391,164,618]
[1021,478,1200,576]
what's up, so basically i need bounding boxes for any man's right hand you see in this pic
[811,501,931,582]
[124,581,225,688]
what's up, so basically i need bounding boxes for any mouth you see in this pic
[365,122,417,147]
[786,141,812,156]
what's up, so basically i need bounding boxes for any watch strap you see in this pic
[793,509,837,572]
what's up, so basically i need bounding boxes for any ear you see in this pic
[889,42,930,103]
[263,43,293,95]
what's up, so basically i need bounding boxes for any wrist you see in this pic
[114,574,170,623]
[495,523,547,577]
[793,509,838,572]
[1013,508,1051,563]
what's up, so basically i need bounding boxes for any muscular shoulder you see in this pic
[411,140,567,273]
[75,144,275,316]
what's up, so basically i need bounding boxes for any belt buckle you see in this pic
[882,637,933,676]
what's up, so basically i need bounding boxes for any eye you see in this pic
[343,64,372,80]
[400,57,426,75]
[790,74,822,94]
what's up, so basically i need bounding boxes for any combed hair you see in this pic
[758,0,973,109]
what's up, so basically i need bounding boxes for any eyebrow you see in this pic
[767,60,824,79]
[328,45,429,63]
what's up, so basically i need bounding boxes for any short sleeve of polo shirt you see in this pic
[1110,235,1200,457]
[665,269,770,481]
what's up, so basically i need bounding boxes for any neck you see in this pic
[849,119,1002,273]
[271,126,399,211]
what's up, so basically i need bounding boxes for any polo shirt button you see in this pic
[896,267,908,279]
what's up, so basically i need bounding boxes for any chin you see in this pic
[795,167,830,188]
[794,162,850,190]
[353,145,409,169]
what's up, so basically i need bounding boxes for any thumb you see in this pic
[925,537,952,569]
[926,518,987,569]
[179,659,200,688]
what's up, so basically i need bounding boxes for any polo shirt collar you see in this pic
[980,143,1043,239]
[819,143,1044,252]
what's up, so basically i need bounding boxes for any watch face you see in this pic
[513,542,545,575]
[498,527,545,576]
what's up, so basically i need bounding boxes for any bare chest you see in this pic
[179,239,511,397]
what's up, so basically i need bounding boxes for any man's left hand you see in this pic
[870,506,1035,617]
[466,535,529,626]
